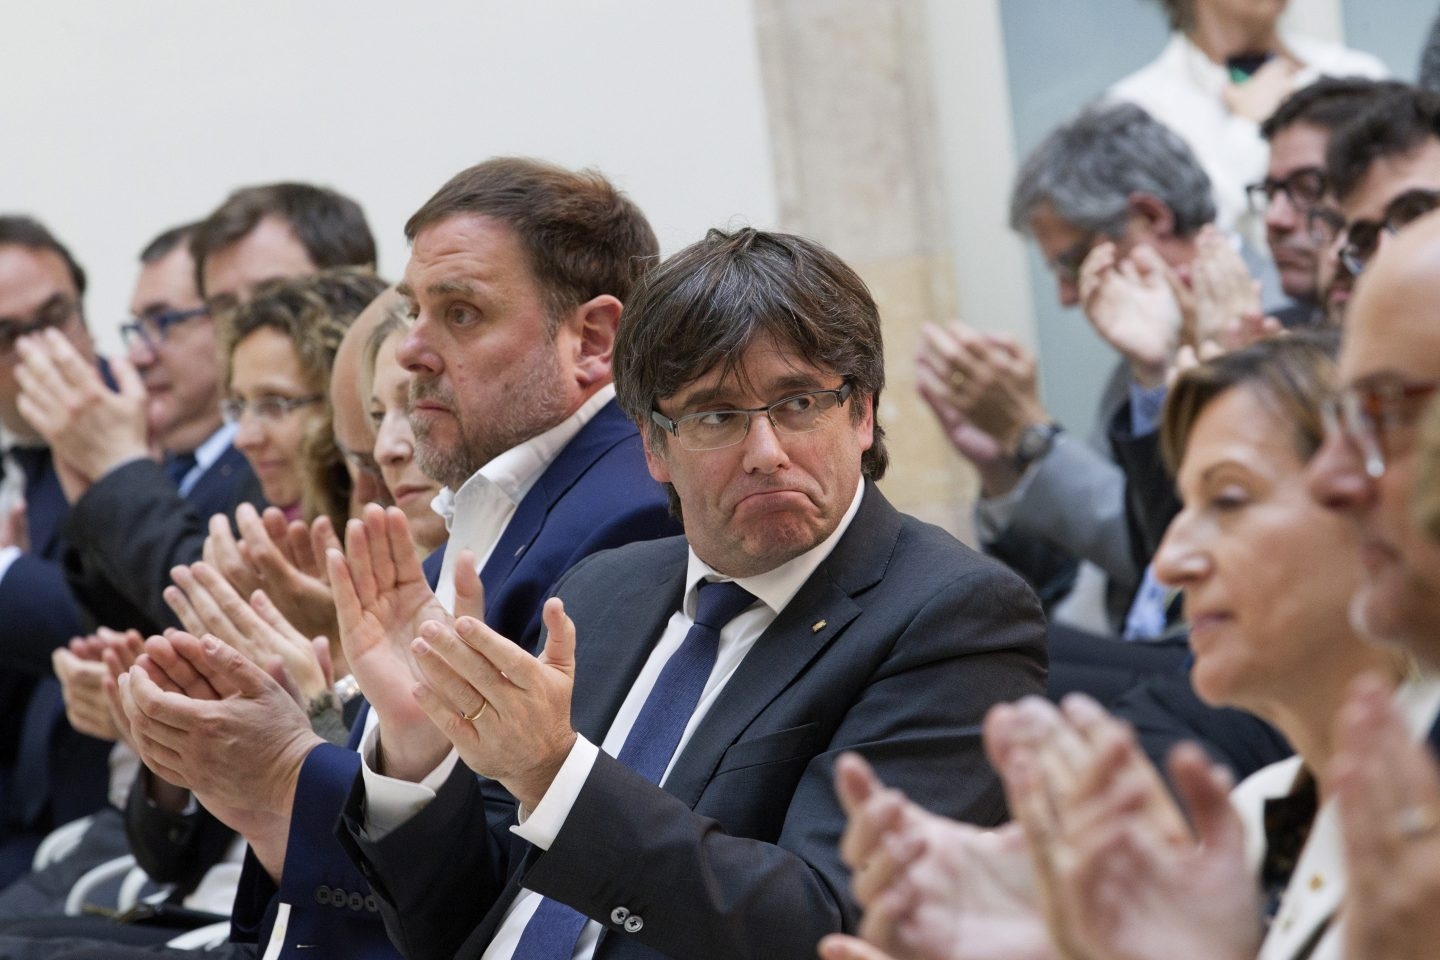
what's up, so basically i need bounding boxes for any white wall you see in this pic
[0,0,778,352]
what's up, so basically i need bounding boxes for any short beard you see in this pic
[410,340,571,490]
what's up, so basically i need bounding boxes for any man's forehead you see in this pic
[1342,139,1440,220]
[1344,238,1440,383]
[0,244,75,311]
[666,340,836,406]
[1267,122,1328,176]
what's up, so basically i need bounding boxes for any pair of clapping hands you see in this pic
[51,499,332,753]
[916,228,1277,482]
[110,504,580,870]
[822,683,1440,960]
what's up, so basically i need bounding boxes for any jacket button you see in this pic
[624,915,643,933]
[315,886,330,905]
[610,907,629,925]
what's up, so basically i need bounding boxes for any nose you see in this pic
[127,334,156,370]
[395,312,441,376]
[1306,429,1375,513]
[233,409,266,452]
[1152,510,1210,590]
[740,412,791,475]
[374,410,412,467]
[1264,191,1298,233]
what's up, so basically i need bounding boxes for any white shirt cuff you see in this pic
[0,545,20,584]
[509,736,600,851]
[358,723,463,840]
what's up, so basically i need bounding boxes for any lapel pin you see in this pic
[812,620,827,633]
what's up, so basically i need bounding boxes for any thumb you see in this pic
[834,751,882,815]
[538,598,576,677]
[312,636,335,687]
[184,633,263,700]
[110,352,146,401]
[265,655,302,703]
[452,549,486,622]
[1168,742,1240,850]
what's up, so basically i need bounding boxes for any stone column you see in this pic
[753,0,979,538]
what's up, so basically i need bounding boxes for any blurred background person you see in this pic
[1111,0,1386,245]
[360,300,446,558]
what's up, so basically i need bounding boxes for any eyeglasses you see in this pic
[0,297,80,361]
[1320,378,1440,479]
[1049,232,1099,284]
[120,307,209,352]
[1339,189,1440,277]
[1245,167,1327,214]
[1305,206,1345,248]
[221,393,322,425]
[651,384,853,452]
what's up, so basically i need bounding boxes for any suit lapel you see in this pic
[663,482,902,809]
[569,543,687,745]
[479,401,635,598]
[1258,800,1344,960]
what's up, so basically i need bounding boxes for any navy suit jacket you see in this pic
[231,399,679,958]
[0,448,104,881]
[340,483,1048,960]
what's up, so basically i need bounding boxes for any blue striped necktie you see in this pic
[509,579,756,959]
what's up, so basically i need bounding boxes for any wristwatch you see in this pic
[1013,422,1063,471]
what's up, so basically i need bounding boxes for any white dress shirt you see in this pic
[361,480,866,960]
[176,420,239,496]
[431,385,615,611]
[359,385,617,822]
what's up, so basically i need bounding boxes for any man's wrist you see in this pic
[1011,421,1064,472]
[508,730,580,812]
[91,450,150,484]
[375,717,453,783]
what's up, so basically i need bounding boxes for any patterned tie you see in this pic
[509,579,757,959]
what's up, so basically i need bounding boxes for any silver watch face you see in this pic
[1016,424,1058,463]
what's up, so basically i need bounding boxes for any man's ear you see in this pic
[557,295,622,388]
[641,428,671,484]
[1127,192,1177,240]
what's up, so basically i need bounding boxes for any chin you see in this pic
[1349,583,1439,659]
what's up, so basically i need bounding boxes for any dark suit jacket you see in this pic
[341,482,1048,960]
[0,449,109,884]
[231,400,679,958]
[63,446,261,636]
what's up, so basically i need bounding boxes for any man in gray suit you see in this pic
[919,102,1257,631]
[331,227,1047,960]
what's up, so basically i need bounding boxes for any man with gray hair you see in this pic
[920,101,1257,631]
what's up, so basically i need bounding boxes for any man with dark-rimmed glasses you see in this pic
[1322,85,1440,324]
[0,215,112,886]
[1251,77,1407,329]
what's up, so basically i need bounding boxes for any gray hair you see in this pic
[1009,102,1216,239]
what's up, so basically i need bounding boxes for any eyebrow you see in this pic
[675,373,827,411]
[0,292,66,326]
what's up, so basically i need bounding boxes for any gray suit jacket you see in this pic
[340,482,1047,960]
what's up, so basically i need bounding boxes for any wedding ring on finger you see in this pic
[460,699,489,723]
[948,370,966,389]
[1395,803,1440,839]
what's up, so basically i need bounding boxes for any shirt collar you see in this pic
[431,383,617,529]
[191,421,239,474]
[682,479,866,617]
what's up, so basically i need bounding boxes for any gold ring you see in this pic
[949,370,966,389]
[1396,803,1440,839]
[460,700,489,723]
